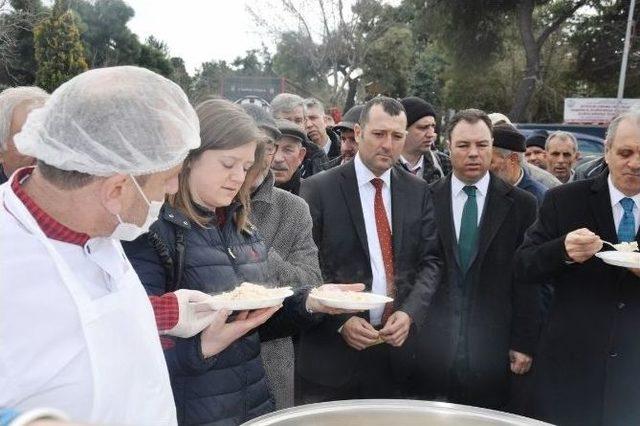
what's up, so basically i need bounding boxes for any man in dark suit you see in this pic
[407,109,541,410]
[516,111,640,426]
[295,97,443,403]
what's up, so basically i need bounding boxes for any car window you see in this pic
[577,138,603,154]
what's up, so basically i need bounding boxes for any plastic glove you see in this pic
[162,289,217,338]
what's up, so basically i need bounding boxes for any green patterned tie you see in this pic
[458,185,478,272]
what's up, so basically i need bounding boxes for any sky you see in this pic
[126,0,273,74]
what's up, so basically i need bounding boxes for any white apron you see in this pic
[1,183,177,425]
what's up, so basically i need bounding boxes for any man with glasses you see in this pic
[242,104,323,411]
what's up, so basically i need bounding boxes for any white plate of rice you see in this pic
[595,251,640,269]
[196,282,294,311]
[308,288,393,310]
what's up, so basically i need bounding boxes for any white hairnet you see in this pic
[14,66,200,176]
[0,86,49,151]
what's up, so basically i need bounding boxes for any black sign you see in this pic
[222,76,283,102]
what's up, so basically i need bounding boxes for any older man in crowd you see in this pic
[324,105,363,169]
[271,93,328,178]
[0,66,204,424]
[0,87,49,184]
[545,131,579,183]
[270,119,308,195]
[296,97,443,403]
[398,96,452,184]
[242,104,323,410]
[487,116,560,190]
[516,111,640,426]
[490,124,547,205]
[305,98,341,160]
[411,109,540,410]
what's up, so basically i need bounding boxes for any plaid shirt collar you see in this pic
[11,167,90,246]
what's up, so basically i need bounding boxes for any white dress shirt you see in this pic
[608,175,640,236]
[322,135,332,155]
[400,155,425,175]
[451,172,491,241]
[354,153,392,326]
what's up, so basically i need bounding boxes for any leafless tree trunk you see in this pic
[509,0,589,121]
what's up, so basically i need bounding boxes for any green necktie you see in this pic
[458,185,478,271]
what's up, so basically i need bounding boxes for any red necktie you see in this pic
[371,178,395,324]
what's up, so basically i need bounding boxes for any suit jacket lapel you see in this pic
[340,162,370,261]
[391,168,405,254]
[434,175,461,270]
[470,174,512,270]
[589,173,618,244]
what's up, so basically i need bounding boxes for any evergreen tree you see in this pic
[33,0,87,92]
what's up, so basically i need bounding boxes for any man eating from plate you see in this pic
[515,110,640,425]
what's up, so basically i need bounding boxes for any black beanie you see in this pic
[526,129,549,150]
[400,96,437,128]
[493,124,526,152]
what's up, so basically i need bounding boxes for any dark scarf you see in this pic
[275,168,302,195]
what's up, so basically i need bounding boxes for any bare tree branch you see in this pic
[536,0,590,49]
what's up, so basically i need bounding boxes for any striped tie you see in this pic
[371,178,395,323]
[617,197,636,243]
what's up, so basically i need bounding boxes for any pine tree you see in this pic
[33,0,87,92]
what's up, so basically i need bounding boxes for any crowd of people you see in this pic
[0,65,638,426]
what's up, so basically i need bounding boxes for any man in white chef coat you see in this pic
[0,66,202,425]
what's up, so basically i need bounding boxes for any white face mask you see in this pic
[110,176,163,241]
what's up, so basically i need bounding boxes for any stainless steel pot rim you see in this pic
[241,399,554,425]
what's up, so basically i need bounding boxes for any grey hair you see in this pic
[605,110,640,148]
[271,93,304,118]
[0,86,49,151]
[494,146,525,166]
[304,97,324,114]
[545,131,578,152]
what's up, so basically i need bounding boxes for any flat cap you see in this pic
[241,104,281,141]
[493,124,526,152]
[275,119,306,143]
[334,105,364,133]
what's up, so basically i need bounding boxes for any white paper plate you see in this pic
[194,289,294,311]
[596,251,640,269]
[309,291,393,310]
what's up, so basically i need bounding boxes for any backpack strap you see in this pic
[146,224,187,293]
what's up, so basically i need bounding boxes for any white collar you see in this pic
[451,171,491,197]
[321,135,331,154]
[354,153,392,189]
[400,155,424,171]
[608,175,640,210]
[514,168,524,186]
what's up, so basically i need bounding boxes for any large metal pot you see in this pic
[242,400,554,426]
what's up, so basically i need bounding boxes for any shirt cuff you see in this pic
[149,293,180,332]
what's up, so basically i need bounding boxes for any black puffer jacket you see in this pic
[123,204,314,425]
